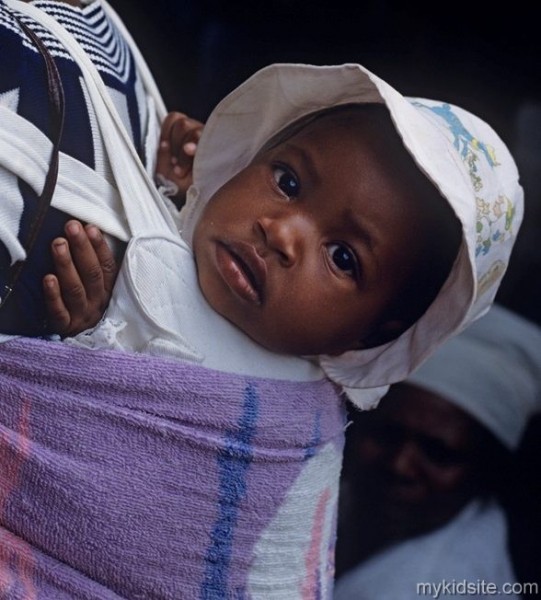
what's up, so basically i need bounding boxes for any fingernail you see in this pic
[53,239,67,255]
[44,275,55,288]
[173,165,183,176]
[66,221,80,236]
[160,140,169,149]
[171,156,178,165]
[86,225,101,240]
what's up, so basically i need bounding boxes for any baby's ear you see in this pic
[359,319,408,349]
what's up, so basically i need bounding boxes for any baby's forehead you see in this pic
[266,104,411,165]
[267,105,432,190]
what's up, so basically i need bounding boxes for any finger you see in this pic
[64,220,105,302]
[51,234,88,313]
[43,273,71,334]
[156,138,173,179]
[85,225,117,295]
[168,119,191,177]
[183,125,202,159]
[169,117,203,175]
[156,112,188,178]
[181,123,202,154]
[182,141,198,156]
[160,112,188,143]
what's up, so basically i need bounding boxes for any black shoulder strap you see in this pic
[0,11,65,316]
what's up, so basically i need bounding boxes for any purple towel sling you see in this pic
[0,338,345,599]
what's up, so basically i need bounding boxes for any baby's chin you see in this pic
[194,258,359,357]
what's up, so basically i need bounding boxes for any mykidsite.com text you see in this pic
[416,579,539,598]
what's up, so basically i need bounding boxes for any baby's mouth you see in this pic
[215,241,267,305]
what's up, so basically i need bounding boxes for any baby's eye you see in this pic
[326,243,358,278]
[272,165,300,198]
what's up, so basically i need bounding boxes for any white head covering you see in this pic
[407,304,541,450]
[179,64,524,409]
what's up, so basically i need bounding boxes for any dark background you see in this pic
[110,0,541,585]
[110,1,541,129]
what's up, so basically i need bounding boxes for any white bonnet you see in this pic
[407,304,541,450]
[179,64,524,408]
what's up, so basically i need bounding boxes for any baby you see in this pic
[41,63,523,406]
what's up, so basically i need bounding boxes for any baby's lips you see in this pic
[216,240,267,305]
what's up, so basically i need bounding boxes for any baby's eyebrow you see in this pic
[282,143,321,185]
[345,207,374,251]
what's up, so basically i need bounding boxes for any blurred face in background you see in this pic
[349,383,485,539]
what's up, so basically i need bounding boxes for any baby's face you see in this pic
[193,111,428,356]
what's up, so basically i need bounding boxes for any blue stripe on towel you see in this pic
[304,411,322,460]
[201,383,259,599]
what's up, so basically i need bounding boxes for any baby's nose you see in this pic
[256,213,313,266]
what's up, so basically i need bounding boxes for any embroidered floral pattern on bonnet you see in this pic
[414,102,519,259]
